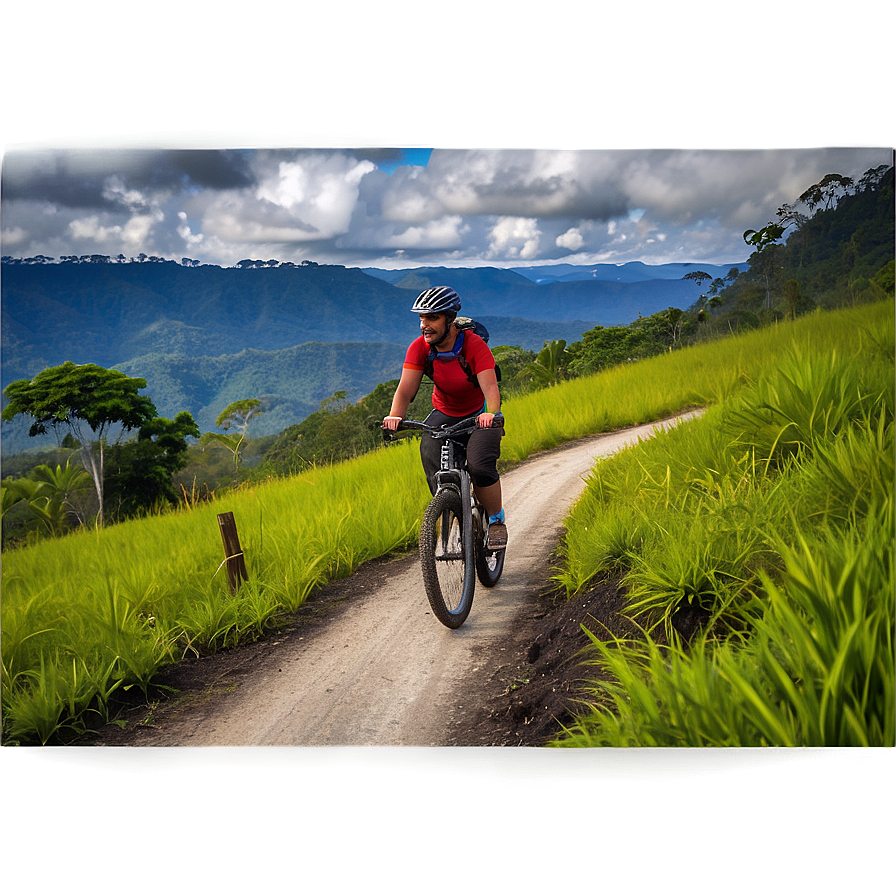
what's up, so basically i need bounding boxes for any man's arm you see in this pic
[476,367,501,427]
[383,366,424,430]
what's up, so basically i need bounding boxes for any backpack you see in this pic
[423,317,502,387]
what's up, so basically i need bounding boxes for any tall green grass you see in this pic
[2,301,892,743]
[2,439,429,742]
[550,301,894,747]
[557,499,894,747]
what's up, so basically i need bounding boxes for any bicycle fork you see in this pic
[433,439,476,556]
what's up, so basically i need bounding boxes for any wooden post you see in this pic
[217,511,248,594]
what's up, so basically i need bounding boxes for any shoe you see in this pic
[486,520,508,550]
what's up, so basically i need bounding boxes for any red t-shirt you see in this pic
[404,331,496,417]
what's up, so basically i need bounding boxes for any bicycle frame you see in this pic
[432,431,475,555]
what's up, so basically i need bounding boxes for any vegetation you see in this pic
[1,163,892,744]
[103,412,201,522]
[2,364,200,539]
[2,299,891,744]
[552,305,893,746]
[2,363,160,525]
[200,398,265,474]
[698,165,894,333]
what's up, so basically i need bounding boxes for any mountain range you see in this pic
[1,258,744,452]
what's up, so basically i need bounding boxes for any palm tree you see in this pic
[522,340,569,386]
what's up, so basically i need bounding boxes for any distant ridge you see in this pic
[363,260,748,286]
[2,258,725,453]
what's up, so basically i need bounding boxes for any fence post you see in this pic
[217,511,248,594]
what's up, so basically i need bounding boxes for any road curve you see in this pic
[122,412,700,746]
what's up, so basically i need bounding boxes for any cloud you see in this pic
[556,226,585,251]
[1,225,27,247]
[1,149,253,210]
[487,217,542,259]
[1,146,891,268]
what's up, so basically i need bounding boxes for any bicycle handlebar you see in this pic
[382,412,504,444]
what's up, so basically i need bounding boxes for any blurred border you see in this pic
[2,3,893,891]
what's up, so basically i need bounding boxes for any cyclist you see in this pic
[382,285,508,550]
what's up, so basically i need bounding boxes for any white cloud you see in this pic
[68,215,123,242]
[487,217,541,259]
[102,175,157,213]
[1,226,27,247]
[250,153,376,241]
[385,216,468,249]
[176,211,204,248]
[121,210,164,249]
[556,227,584,251]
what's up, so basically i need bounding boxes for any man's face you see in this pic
[419,313,450,347]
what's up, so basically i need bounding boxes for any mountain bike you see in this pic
[383,413,506,628]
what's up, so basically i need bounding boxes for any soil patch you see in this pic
[443,575,641,746]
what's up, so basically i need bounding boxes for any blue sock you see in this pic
[489,508,505,525]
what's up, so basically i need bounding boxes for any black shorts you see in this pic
[419,408,503,494]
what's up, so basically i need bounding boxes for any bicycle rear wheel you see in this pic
[471,503,505,587]
[474,539,505,587]
[420,487,476,628]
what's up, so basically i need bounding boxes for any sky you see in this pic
[2,146,891,270]
[2,2,892,273]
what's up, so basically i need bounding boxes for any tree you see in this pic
[201,398,265,473]
[104,412,200,519]
[567,326,655,375]
[521,340,570,386]
[662,307,685,348]
[798,173,855,211]
[2,363,157,525]
[744,222,787,309]
[856,165,890,193]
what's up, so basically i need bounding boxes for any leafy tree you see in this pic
[567,326,656,375]
[104,412,200,519]
[783,279,809,320]
[873,259,895,294]
[856,165,890,193]
[799,173,855,211]
[743,222,787,309]
[489,345,538,395]
[2,362,157,525]
[201,398,265,473]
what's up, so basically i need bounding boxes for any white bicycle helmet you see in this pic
[411,286,461,316]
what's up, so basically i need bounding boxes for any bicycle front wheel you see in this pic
[419,488,476,628]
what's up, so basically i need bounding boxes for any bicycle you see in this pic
[383,413,506,628]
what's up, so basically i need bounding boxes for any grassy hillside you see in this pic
[1,300,891,744]
[553,308,893,746]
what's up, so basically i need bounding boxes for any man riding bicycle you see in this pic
[382,286,508,550]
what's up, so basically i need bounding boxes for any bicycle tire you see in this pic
[420,488,476,628]
[474,536,505,587]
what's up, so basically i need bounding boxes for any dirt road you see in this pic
[96,412,699,747]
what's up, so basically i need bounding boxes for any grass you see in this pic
[549,301,894,747]
[2,300,893,744]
